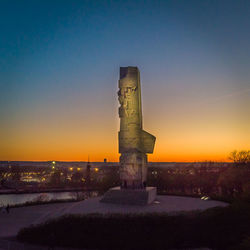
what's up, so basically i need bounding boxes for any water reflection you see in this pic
[0,191,100,206]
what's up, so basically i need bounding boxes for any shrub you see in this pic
[17,202,250,250]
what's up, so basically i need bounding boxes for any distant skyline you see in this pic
[1,0,250,162]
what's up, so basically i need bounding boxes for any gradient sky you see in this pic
[0,0,249,162]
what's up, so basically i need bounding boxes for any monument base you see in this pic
[100,186,157,206]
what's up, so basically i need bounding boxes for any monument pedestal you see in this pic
[100,186,157,206]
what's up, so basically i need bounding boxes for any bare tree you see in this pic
[229,150,250,165]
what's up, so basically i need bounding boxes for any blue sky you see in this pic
[1,0,249,161]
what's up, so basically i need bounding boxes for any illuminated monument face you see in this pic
[118,67,156,189]
[101,66,156,205]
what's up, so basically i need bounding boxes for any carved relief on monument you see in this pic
[118,84,138,119]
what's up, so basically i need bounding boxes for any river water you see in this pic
[0,191,99,206]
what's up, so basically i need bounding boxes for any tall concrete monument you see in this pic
[118,66,156,188]
[101,66,156,205]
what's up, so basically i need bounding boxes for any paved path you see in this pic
[0,238,82,250]
[0,195,228,239]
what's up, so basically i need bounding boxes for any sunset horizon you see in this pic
[1,0,249,163]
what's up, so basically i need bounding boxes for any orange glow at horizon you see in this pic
[1,76,249,163]
[1,111,249,162]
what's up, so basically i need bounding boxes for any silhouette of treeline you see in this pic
[94,162,250,202]
[147,150,250,201]
[147,164,250,202]
[1,163,250,200]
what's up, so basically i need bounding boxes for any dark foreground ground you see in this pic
[17,201,250,250]
[0,195,227,238]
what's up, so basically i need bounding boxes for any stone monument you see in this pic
[101,66,156,205]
